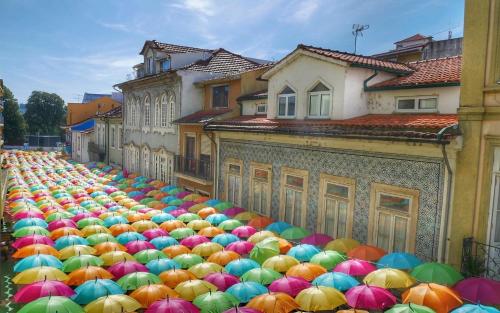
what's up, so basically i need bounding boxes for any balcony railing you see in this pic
[462,237,500,280]
[175,155,213,181]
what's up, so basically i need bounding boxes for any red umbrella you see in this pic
[268,276,312,297]
[232,226,258,239]
[226,241,255,255]
[300,233,333,246]
[145,297,200,313]
[204,272,240,291]
[345,285,396,310]
[107,261,149,279]
[47,219,77,231]
[12,235,54,249]
[454,277,500,305]
[180,235,210,249]
[14,280,75,303]
[334,259,376,276]
[143,228,169,240]
[125,240,156,254]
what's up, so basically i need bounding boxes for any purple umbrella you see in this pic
[141,187,155,193]
[177,191,192,199]
[145,297,200,313]
[170,209,188,217]
[179,201,196,210]
[232,226,257,239]
[14,280,75,303]
[124,240,156,254]
[103,202,119,209]
[107,260,149,279]
[12,234,55,249]
[48,219,77,231]
[180,235,210,249]
[223,207,246,217]
[334,259,376,276]
[268,276,312,297]
[345,285,396,310]
[133,195,146,201]
[204,272,240,291]
[105,187,119,194]
[143,228,169,240]
[226,241,255,255]
[300,233,333,246]
[223,308,262,313]
[138,208,153,214]
[454,277,500,305]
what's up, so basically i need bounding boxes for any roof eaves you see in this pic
[365,81,460,91]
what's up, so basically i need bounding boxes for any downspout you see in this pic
[106,117,110,164]
[363,70,379,90]
[206,130,218,198]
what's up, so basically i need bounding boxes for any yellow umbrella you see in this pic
[174,279,218,301]
[59,245,97,260]
[187,220,212,231]
[131,220,158,232]
[324,238,360,253]
[192,242,224,258]
[188,203,207,213]
[363,268,416,289]
[145,209,162,218]
[99,212,120,219]
[262,255,300,273]
[248,231,277,244]
[184,194,201,201]
[100,251,135,266]
[81,225,111,237]
[188,262,225,279]
[295,286,346,311]
[12,266,68,284]
[84,294,142,313]
[234,211,259,221]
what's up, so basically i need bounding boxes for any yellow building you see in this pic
[0,79,4,147]
[449,0,500,279]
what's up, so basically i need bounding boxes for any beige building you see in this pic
[91,106,123,166]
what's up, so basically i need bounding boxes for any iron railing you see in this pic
[461,237,500,280]
[175,155,213,181]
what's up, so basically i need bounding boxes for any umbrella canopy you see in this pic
[124,240,155,254]
[204,272,240,291]
[66,266,114,285]
[451,304,500,313]
[241,267,283,285]
[150,236,179,250]
[269,276,312,297]
[250,239,280,264]
[265,221,292,234]
[246,292,299,313]
[232,225,258,238]
[160,269,197,288]
[12,234,55,249]
[296,286,346,311]
[378,252,422,270]
[262,255,300,273]
[347,245,386,261]
[193,291,240,313]
[108,260,149,279]
[312,272,359,291]
[192,242,224,258]
[225,258,261,276]
[188,262,225,279]
[222,308,262,313]
[12,243,60,259]
[248,231,277,244]
[17,296,84,313]
[300,233,333,247]
[100,251,135,266]
[280,227,310,240]
[454,277,500,305]
[84,294,142,313]
[12,266,69,284]
[174,279,218,301]
[144,297,200,313]
[180,235,210,248]
[287,244,321,262]
[130,284,179,308]
[226,282,268,303]
[59,245,97,259]
[285,263,327,281]
[363,268,416,289]
[225,241,255,255]
[14,280,75,303]
[14,254,63,272]
[411,263,463,286]
[117,272,162,291]
[346,285,397,310]
[72,279,125,305]
[402,283,463,313]
[62,255,104,272]
[310,250,346,270]
[334,259,377,276]
[247,216,274,229]
[219,219,244,231]
[208,250,242,266]
[173,253,205,269]
[134,249,167,264]
[325,238,360,253]
[212,233,241,247]
[386,303,437,313]
[146,258,181,275]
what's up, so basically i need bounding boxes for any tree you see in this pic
[2,86,26,145]
[24,91,66,136]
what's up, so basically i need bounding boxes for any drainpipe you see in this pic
[206,130,218,198]
[363,70,379,90]
[436,123,459,262]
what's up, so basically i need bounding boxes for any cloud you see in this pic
[290,0,320,22]
[169,0,216,16]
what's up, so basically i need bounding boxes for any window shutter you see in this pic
[201,135,211,156]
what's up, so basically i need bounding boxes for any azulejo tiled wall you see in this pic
[218,139,445,261]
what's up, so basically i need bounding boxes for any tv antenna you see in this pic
[352,24,369,54]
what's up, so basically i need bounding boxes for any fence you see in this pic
[26,135,62,148]
[461,237,500,280]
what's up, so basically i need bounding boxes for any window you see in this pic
[278,86,296,117]
[279,167,308,227]
[213,85,229,108]
[153,149,174,184]
[161,59,171,72]
[147,57,155,74]
[111,126,115,149]
[488,148,500,247]
[396,96,438,112]
[308,82,331,117]
[256,104,267,114]
[144,96,151,127]
[317,174,355,239]
[117,126,122,150]
[168,93,175,129]
[161,94,168,128]
[225,159,242,206]
[142,146,150,177]
[249,163,272,216]
[369,183,419,253]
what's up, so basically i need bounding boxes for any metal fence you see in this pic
[26,135,62,147]
[461,237,500,280]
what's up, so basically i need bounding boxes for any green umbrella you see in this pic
[110,191,126,197]
[177,213,202,223]
[411,262,463,285]
[77,217,104,229]
[214,202,233,211]
[17,296,84,313]
[250,238,280,264]
[133,249,167,264]
[140,197,155,205]
[13,226,50,237]
[170,227,196,240]
[280,226,311,240]
[173,253,204,269]
[46,212,73,222]
[385,303,436,313]
[62,255,104,272]
[240,267,283,285]
[117,272,161,291]
[168,199,184,206]
[86,233,118,245]
[310,251,347,271]
[130,205,147,211]
[218,219,244,231]
[193,291,240,313]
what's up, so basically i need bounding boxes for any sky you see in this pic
[0,0,464,104]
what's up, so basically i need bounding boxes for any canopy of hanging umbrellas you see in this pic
[3,151,500,313]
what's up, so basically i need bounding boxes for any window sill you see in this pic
[394,110,439,114]
[306,116,331,119]
[276,116,296,119]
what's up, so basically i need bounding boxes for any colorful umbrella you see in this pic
[14,280,75,303]
[312,272,359,291]
[300,233,333,246]
[188,262,225,278]
[247,216,274,229]
[134,249,167,264]
[62,255,104,272]
[207,250,241,266]
[377,252,422,270]
[269,276,312,297]
[286,263,327,281]
[262,255,300,273]
[402,283,463,313]
[348,245,386,261]
[287,244,321,262]
[159,269,197,288]
[192,242,224,257]
[146,258,181,275]
[100,251,135,266]
[204,272,240,291]
[150,236,179,250]
[225,241,255,255]
[219,219,244,231]
[145,297,200,313]
[334,259,376,276]
[280,227,310,240]
[226,282,268,303]
[163,244,192,258]
[225,258,260,276]
[170,227,197,240]
[17,296,84,313]
[12,266,69,284]
[174,279,218,301]
[130,284,179,308]
[173,253,204,269]
[248,231,277,244]
[325,238,360,253]
[14,254,63,272]
[363,268,416,289]
[411,263,463,286]
[309,250,346,270]
[250,238,280,264]
[124,240,156,254]
[454,277,500,305]
[72,279,125,305]
[296,285,346,311]
[346,285,396,310]
[84,294,142,313]
[193,291,240,313]
[66,266,114,285]
[241,267,283,285]
[12,243,60,258]
[451,304,500,313]
[246,292,299,313]
[12,234,55,249]
[107,260,149,279]
[222,308,262,313]
[212,233,241,246]
[386,303,437,313]
[180,235,210,248]
[232,225,258,238]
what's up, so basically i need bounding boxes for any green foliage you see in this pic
[461,254,486,277]
[24,91,66,136]
[2,86,26,145]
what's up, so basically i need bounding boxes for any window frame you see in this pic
[277,86,296,118]
[161,58,171,72]
[368,183,419,253]
[307,82,332,118]
[317,173,355,238]
[249,162,273,216]
[224,158,243,206]
[395,96,439,112]
[212,85,229,108]
[110,126,116,149]
[256,103,267,114]
[117,126,122,150]
[142,145,150,177]
[279,167,308,227]
[143,95,151,128]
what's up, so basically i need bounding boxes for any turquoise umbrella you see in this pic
[225,258,261,277]
[287,244,321,262]
[378,252,422,270]
[451,304,500,313]
[145,258,181,275]
[212,233,240,247]
[72,279,124,305]
[265,221,293,234]
[14,254,63,272]
[54,235,89,250]
[103,216,128,227]
[151,213,176,224]
[13,218,48,231]
[150,236,179,250]
[312,272,360,291]
[206,214,229,225]
[226,282,268,303]
[205,199,221,206]
[116,232,147,245]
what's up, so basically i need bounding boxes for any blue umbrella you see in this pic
[265,221,293,234]
[377,252,422,270]
[163,206,179,213]
[205,199,221,206]
[205,214,229,226]
[55,235,89,250]
[103,216,129,227]
[287,244,321,262]
[150,236,179,250]
[151,213,175,224]
[451,304,500,313]
[225,258,261,277]
[107,206,123,212]
[72,279,124,304]
[145,258,181,275]
[212,234,240,247]
[161,196,177,204]
[116,232,147,245]
[161,186,178,193]
[13,218,48,231]
[13,254,63,272]
[226,282,268,303]
[90,191,107,197]
[312,272,359,291]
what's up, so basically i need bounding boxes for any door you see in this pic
[185,136,196,173]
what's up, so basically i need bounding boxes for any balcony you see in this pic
[175,155,213,182]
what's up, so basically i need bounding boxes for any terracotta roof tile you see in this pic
[95,106,122,118]
[149,40,212,54]
[184,49,264,76]
[174,108,232,124]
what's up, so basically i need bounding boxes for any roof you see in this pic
[173,108,232,124]
[82,93,111,103]
[367,56,461,90]
[395,34,431,44]
[183,48,264,76]
[140,40,212,55]
[195,63,274,85]
[237,90,268,101]
[205,114,459,142]
[95,106,122,119]
[371,45,424,58]
[70,119,95,132]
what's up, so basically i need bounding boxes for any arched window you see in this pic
[161,93,168,128]
[142,146,150,177]
[154,97,161,127]
[135,98,140,127]
[168,93,175,129]
[126,100,131,126]
[130,100,136,127]
[144,96,151,127]
[308,82,331,118]
[277,86,296,118]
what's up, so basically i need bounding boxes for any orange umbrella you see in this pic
[248,216,274,229]
[127,213,149,222]
[159,269,197,288]
[93,242,127,255]
[338,310,369,313]
[247,292,299,313]
[277,238,293,254]
[402,283,463,313]
[160,220,186,232]
[81,225,111,237]
[207,250,241,266]
[109,224,137,236]
[194,196,210,203]
[66,266,114,285]
[347,245,386,261]
[198,226,224,238]
[50,227,83,240]
[12,244,61,259]
[152,203,166,211]
[197,207,216,218]
[285,263,327,281]
[153,192,168,200]
[130,284,179,308]
[163,245,192,258]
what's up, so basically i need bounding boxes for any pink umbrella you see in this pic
[232,226,257,239]
[59,199,73,206]
[12,235,55,249]
[345,285,396,310]
[14,280,75,303]
[179,201,196,210]
[223,207,246,217]
[170,209,188,217]
[138,208,153,214]
[13,211,44,220]
[143,228,169,240]
[48,219,77,231]
[145,297,200,313]
[141,187,155,193]
[454,277,500,305]
[204,272,240,291]
[107,260,149,279]
[223,308,262,313]
[133,195,146,201]
[334,259,376,276]
[226,241,254,255]
[300,233,333,246]
[40,205,61,213]
[105,187,119,194]
[72,193,88,199]
[72,212,93,222]
[91,210,107,217]
[180,235,210,249]
[268,276,312,297]
[177,191,192,199]
[103,202,119,209]
[125,240,156,254]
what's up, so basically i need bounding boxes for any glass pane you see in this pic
[213,85,229,108]
[324,199,336,237]
[321,94,330,116]
[278,97,286,116]
[419,98,437,110]
[284,189,294,224]
[288,96,296,116]
[280,86,294,95]
[293,191,302,226]
[253,182,260,213]
[261,185,267,214]
[229,164,240,175]
[286,175,303,188]
[377,212,391,251]
[398,99,416,110]
[228,176,236,203]
[379,194,410,213]
[254,169,268,181]
[234,178,240,206]
[393,216,408,252]
[337,201,348,238]
[257,104,267,113]
[326,183,349,198]
[310,82,330,92]
[309,95,320,116]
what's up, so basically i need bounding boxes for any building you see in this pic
[89,106,123,166]
[205,44,462,261]
[69,119,95,163]
[0,79,3,147]
[67,96,121,125]
[115,40,268,185]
